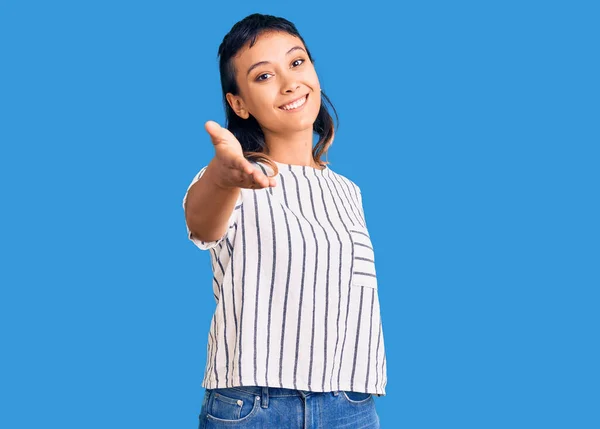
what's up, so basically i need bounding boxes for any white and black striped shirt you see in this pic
[182,160,387,396]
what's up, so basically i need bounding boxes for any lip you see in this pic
[278,93,309,110]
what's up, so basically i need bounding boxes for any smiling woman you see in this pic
[183,13,386,429]
[222,29,328,163]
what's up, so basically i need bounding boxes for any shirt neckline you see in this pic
[273,160,328,173]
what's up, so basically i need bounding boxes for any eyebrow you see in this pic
[246,46,307,78]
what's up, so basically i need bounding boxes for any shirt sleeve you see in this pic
[182,165,243,250]
[353,182,367,228]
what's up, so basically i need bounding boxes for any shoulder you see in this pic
[330,169,362,195]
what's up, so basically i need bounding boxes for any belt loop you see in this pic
[261,386,269,408]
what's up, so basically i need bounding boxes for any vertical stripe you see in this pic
[238,204,247,382]
[312,168,337,391]
[375,315,382,391]
[320,171,355,391]
[343,178,366,229]
[332,173,363,228]
[257,164,278,386]
[204,324,213,386]
[328,173,357,227]
[365,288,375,391]
[252,189,262,386]
[212,247,231,386]
[350,283,365,391]
[225,237,240,387]
[277,174,293,388]
[288,166,309,390]
[302,165,330,391]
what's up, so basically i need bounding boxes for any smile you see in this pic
[279,94,308,111]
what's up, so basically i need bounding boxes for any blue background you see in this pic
[2,0,598,428]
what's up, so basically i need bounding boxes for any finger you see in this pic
[245,170,259,188]
[204,120,221,133]
[245,176,257,189]
[205,121,229,144]
[237,158,254,175]
[259,172,277,188]
[204,120,219,138]
[250,170,270,188]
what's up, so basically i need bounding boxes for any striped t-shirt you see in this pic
[182,160,387,396]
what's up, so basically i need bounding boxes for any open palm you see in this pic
[204,120,276,189]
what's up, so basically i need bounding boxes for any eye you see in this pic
[256,73,272,82]
[254,58,306,82]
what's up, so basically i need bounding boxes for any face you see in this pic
[226,31,321,134]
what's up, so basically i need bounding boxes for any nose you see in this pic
[280,72,300,94]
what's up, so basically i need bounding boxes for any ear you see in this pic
[226,93,250,119]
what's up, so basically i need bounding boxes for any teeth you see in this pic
[281,95,307,110]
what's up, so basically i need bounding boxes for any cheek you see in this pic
[246,97,273,121]
[311,91,321,115]
[309,75,321,111]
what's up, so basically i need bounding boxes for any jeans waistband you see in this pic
[215,386,340,408]
[234,385,338,397]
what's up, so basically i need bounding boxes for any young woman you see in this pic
[183,13,387,428]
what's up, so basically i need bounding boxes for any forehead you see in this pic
[233,31,304,67]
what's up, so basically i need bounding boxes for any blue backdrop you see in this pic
[1,1,598,428]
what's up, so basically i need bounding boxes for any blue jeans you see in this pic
[198,386,380,428]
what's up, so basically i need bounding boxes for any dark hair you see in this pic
[216,13,339,175]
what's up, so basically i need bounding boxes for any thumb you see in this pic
[204,120,225,141]
[204,121,229,143]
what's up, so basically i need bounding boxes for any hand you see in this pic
[204,120,276,189]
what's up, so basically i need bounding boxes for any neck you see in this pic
[262,127,321,168]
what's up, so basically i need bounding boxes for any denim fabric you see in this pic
[198,386,380,428]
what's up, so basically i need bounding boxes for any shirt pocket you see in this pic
[349,227,378,289]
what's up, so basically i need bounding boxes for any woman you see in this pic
[183,13,387,428]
